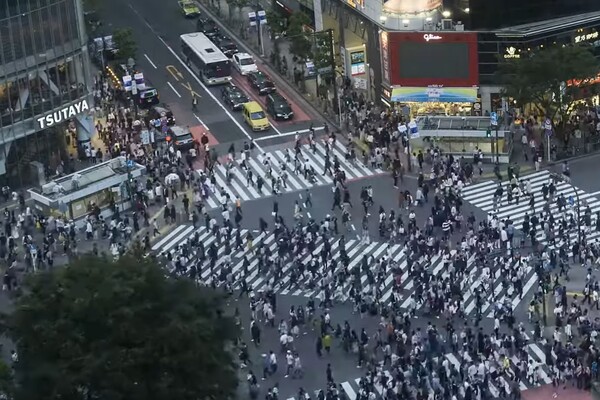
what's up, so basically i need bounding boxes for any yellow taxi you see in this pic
[242,101,270,131]
[178,0,200,17]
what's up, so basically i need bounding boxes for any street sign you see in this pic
[408,120,419,139]
[490,111,498,126]
[257,10,267,25]
[248,11,256,26]
[122,75,132,92]
[126,160,134,168]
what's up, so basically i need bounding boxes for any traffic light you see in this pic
[486,128,491,138]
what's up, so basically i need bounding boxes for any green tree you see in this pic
[266,10,286,38]
[313,31,333,72]
[225,0,249,21]
[497,45,600,135]
[4,255,239,400]
[287,12,312,62]
[112,28,137,62]
[0,360,14,400]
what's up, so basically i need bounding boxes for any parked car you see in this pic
[242,101,270,131]
[246,71,275,95]
[266,93,294,121]
[221,83,249,111]
[178,0,200,17]
[232,52,258,75]
[137,87,160,108]
[145,105,175,126]
[196,17,219,38]
[213,35,238,57]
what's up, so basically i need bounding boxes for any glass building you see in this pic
[0,0,93,186]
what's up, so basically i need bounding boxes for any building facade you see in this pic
[272,0,600,116]
[0,0,93,186]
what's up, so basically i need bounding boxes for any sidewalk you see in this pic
[196,0,338,127]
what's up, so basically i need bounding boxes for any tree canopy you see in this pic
[497,45,600,131]
[113,28,137,62]
[287,12,313,62]
[4,254,239,400]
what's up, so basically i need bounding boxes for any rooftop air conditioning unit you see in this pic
[41,182,57,195]
[441,18,452,30]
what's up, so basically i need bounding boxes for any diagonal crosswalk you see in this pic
[197,141,383,209]
[460,170,600,243]
[459,169,600,318]
[152,226,537,317]
[285,334,554,400]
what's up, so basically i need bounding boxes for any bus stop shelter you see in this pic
[28,157,146,221]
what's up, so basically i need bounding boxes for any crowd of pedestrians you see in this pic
[145,89,600,399]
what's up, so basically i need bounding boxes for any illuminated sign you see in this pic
[36,100,90,129]
[350,51,366,76]
[383,0,441,14]
[575,31,599,43]
[344,0,364,8]
[503,46,520,59]
[380,32,390,84]
[423,34,442,42]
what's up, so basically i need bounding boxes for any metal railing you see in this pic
[417,116,501,131]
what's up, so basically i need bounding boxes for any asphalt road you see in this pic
[96,0,320,151]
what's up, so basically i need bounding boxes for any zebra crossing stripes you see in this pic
[286,340,553,400]
[462,169,600,247]
[198,140,383,209]
[153,226,536,315]
[153,226,419,299]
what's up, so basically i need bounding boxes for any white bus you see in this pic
[181,32,232,85]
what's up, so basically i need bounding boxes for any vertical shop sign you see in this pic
[380,31,390,85]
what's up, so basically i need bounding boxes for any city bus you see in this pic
[181,32,232,85]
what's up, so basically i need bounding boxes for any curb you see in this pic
[548,150,600,165]
[193,0,341,130]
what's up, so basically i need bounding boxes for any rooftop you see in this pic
[30,157,144,201]
[495,11,600,38]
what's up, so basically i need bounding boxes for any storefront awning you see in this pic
[390,87,478,103]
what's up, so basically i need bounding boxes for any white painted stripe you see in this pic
[151,224,187,251]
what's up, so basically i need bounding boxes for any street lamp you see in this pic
[550,172,581,245]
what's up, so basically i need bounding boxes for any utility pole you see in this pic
[326,28,341,125]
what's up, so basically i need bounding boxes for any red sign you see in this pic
[385,31,479,87]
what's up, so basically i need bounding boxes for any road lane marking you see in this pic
[144,54,158,69]
[167,81,182,97]
[271,121,282,136]
[193,113,208,129]
[254,129,325,142]
[127,3,263,153]
[180,81,201,98]
[166,65,184,81]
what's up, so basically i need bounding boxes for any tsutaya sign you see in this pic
[423,34,442,42]
[36,100,90,129]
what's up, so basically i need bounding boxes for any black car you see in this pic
[213,35,238,57]
[137,87,160,108]
[145,105,175,127]
[266,93,294,120]
[221,84,249,111]
[247,71,276,95]
[196,17,219,38]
